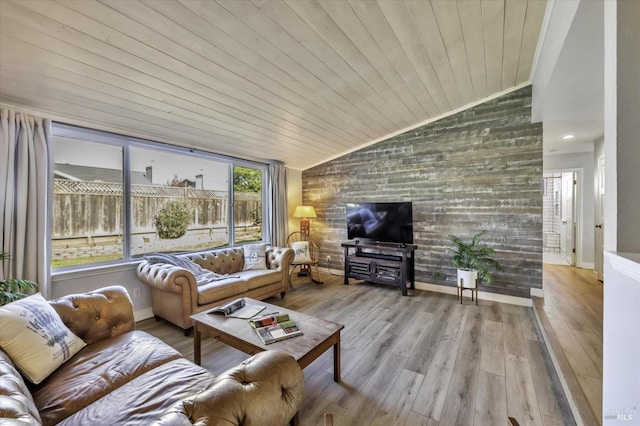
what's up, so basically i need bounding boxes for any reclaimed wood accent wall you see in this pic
[302,86,542,298]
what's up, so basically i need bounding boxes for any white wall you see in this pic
[544,152,595,268]
[603,252,640,424]
[603,1,640,424]
[51,264,153,321]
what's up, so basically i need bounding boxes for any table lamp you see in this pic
[293,205,316,241]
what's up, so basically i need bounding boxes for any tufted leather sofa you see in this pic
[0,286,304,425]
[136,246,294,335]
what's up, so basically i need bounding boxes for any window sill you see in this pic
[51,260,140,280]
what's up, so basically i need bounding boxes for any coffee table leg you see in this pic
[333,333,341,382]
[194,327,201,366]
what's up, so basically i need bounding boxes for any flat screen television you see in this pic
[346,202,413,245]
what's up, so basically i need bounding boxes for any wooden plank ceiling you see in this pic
[0,0,546,170]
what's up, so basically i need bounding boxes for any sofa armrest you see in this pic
[137,261,198,295]
[0,351,42,425]
[151,351,304,426]
[49,285,135,346]
[266,246,294,273]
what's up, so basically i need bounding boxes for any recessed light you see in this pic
[562,134,575,140]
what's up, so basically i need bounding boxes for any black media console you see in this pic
[341,241,417,296]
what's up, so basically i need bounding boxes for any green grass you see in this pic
[51,254,123,269]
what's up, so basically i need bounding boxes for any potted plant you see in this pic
[0,252,38,306]
[447,230,503,288]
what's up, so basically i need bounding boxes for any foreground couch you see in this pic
[137,245,294,334]
[0,286,304,425]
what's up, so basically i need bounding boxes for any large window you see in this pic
[233,166,263,244]
[51,124,266,270]
[52,137,124,268]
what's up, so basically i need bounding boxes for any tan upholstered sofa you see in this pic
[136,246,294,334]
[0,286,304,426]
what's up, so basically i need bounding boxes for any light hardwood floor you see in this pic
[536,264,603,425]
[138,274,575,426]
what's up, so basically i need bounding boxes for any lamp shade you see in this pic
[293,205,317,218]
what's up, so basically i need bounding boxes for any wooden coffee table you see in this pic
[191,298,344,382]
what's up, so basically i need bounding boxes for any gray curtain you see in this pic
[0,108,53,298]
[267,161,288,247]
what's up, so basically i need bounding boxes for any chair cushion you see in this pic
[291,241,312,263]
[242,243,268,270]
[0,293,86,384]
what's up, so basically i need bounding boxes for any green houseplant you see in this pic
[447,230,503,284]
[0,252,38,306]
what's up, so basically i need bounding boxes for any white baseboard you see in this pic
[327,271,534,307]
[134,307,154,322]
[530,287,545,298]
[415,281,533,307]
[579,262,595,270]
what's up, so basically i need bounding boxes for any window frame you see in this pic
[51,122,269,273]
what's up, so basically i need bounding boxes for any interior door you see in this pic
[595,156,605,281]
[561,172,576,266]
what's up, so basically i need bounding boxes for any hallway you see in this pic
[536,264,603,425]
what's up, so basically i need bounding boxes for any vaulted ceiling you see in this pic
[0,0,546,170]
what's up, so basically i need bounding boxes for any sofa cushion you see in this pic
[56,358,214,426]
[0,293,86,384]
[32,330,182,425]
[242,243,267,271]
[239,270,284,290]
[197,277,249,305]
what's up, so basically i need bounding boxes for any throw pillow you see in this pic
[291,241,312,263]
[242,243,267,271]
[0,293,86,384]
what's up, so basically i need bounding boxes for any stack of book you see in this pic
[249,312,303,344]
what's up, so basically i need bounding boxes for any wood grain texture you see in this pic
[304,86,543,299]
[533,264,602,425]
[505,353,543,426]
[139,272,574,425]
[0,0,546,170]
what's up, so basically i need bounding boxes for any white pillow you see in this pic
[292,241,312,263]
[0,293,86,384]
[243,243,268,271]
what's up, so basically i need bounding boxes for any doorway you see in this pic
[543,171,578,266]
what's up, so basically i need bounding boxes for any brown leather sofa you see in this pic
[0,286,304,425]
[136,246,294,334]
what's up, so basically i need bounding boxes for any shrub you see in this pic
[154,200,190,239]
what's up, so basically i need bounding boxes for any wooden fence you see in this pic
[53,180,261,238]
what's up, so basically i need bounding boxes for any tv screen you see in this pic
[346,202,413,245]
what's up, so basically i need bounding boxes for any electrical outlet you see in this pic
[326,255,331,262]
[133,288,141,298]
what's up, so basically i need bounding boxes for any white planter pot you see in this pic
[457,268,478,289]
